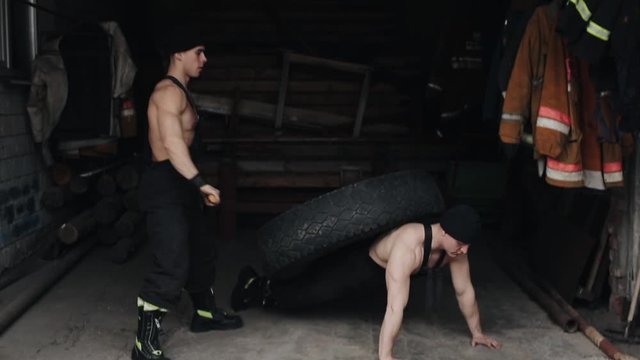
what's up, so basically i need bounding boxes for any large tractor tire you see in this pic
[258,170,444,278]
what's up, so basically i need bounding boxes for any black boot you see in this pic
[131,300,170,360]
[189,288,243,332]
[230,266,269,311]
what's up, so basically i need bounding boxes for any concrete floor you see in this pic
[0,221,638,360]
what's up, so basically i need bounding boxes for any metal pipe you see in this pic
[536,277,638,360]
[0,0,11,68]
[503,260,578,333]
[26,0,38,61]
[0,236,97,334]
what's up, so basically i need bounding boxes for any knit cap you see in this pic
[440,205,481,245]
[161,25,203,57]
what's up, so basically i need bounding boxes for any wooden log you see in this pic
[57,208,96,245]
[122,190,140,212]
[50,163,72,186]
[115,164,139,191]
[115,211,142,238]
[94,196,124,225]
[109,225,146,264]
[69,175,89,195]
[41,186,72,210]
[96,174,117,197]
[97,225,119,246]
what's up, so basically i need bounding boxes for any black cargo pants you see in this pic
[138,160,216,309]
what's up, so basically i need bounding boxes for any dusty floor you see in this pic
[0,219,638,360]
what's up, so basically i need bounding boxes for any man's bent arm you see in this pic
[155,87,199,180]
[378,251,413,360]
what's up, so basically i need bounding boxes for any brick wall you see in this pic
[0,82,51,270]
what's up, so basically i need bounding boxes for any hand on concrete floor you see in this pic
[471,334,502,349]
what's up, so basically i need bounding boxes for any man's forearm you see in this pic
[379,307,403,359]
[165,138,200,180]
[457,291,482,337]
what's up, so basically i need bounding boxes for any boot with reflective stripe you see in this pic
[189,288,243,332]
[131,300,169,360]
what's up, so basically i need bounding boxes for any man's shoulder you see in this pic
[150,81,185,108]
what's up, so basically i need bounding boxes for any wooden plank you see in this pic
[241,160,372,173]
[237,173,341,188]
[275,53,291,129]
[353,70,371,137]
[288,53,372,74]
[235,202,297,214]
[193,93,354,128]
[219,161,238,241]
[191,80,368,93]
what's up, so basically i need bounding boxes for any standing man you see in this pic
[231,205,501,359]
[133,26,242,360]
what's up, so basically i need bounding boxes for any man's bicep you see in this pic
[385,256,412,307]
[154,91,184,143]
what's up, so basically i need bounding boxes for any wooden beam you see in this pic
[288,53,371,74]
[275,52,291,130]
[237,173,341,188]
[353,70,371,137]
[193,93,353,128]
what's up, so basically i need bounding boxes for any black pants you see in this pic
[138,161,216,310]
[270,241,385,309]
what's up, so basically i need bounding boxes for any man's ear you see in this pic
[174,52,183,62]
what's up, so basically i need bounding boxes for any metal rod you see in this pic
[536,277,638,360]
[1,0,11,68]
[26,0,37,61]
[503,260,578,333]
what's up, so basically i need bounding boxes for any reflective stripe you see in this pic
[570,0,592,21]
[547,167,584,182]
[197,310,214,319]
[587,20,610,41]
[604,171,623,183]
[537,117,570,134]
[142,300,167,312]
[547,158,584,182]
[538,106,571,125]
[603,161,623,173]
[137,297,144,307]
[502,113,524,122]
[583,170,606,190]
[245,277,256,289]
[547,158,582,172]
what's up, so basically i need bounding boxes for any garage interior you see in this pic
[0,0,639,359]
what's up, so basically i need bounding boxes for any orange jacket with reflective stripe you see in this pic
[500,4,625,189]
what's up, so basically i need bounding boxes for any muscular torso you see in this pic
[369,223,452,274]
[147,79,198,162]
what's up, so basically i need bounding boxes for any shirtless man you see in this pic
[371,204,501,359]
[231,204,501,359]
[133,27,241,360]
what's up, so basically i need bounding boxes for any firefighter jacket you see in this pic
[500,4,624,189]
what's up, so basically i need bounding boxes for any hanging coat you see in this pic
[26,37,68,166]
[500,3,625,189]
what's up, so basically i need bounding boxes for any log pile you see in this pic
[40,159,146,263]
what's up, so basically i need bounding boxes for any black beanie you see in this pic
[440,205,481,245]
[160,25,203,58]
